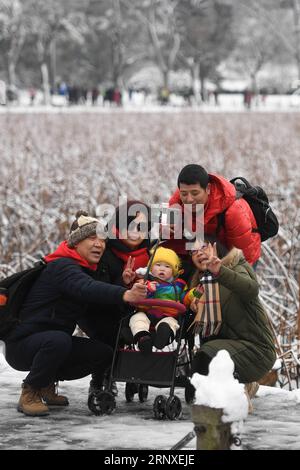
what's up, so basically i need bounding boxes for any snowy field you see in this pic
[1,347,300,451]
[0,109,299,271]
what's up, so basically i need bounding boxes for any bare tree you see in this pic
[290,0,300,79]
[176,0,234,101]
[146,0,181,88]
[121,0,181,89]
[237,0,300,81]
[85,0,149,89]
[23,0,86,103]
[228,9,280,94]
[0,0,27,86]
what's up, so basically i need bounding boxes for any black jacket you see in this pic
[7,257,127,341]
[78,248,131,346]
[92,247,124,286]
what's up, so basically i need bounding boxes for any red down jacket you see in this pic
[168,174,261,265]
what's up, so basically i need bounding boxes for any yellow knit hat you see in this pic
[149,247,181,276]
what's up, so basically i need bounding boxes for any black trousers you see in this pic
[5,330,113,389]
[191,350,212,376]
[191,350,240,381]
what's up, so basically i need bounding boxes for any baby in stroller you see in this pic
[87,247,197,418]
[126,247,191,354]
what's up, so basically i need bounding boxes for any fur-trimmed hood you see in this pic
[221,247,244,269]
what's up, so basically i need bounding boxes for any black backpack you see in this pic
[217,177,279,242]
[0,259,46,340]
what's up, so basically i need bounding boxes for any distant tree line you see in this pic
[0,0,299,102]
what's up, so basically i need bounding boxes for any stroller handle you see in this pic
[130,298,186,314]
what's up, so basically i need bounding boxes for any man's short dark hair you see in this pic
[177,164,209,189]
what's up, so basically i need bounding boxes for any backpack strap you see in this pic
[35,258,47,267]
[217,177,258,234]
[216,208,259,236]
[230,176,251,189]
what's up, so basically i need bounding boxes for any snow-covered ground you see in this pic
[1,92,300,114]
[0,346,194,451]
[1,344,300,451]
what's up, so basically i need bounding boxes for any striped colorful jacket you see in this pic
[141,278,193,318]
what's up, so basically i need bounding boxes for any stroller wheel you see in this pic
[153,395,167,420]
[165,396,182,420]
[138,384,149,403]
[88,391,116,416]
[125,382,138,403]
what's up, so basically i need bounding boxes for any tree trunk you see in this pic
[8,60,17,87]
[112,53,121,89]
[251,72,258,95]
[293,0,300,80]
[41,62,51,105]
[49,38,57,89]
[162,69,169,89]
[199,61,209,103]
[191,62,201,105]
[112,0,123,89]
[200,74,206,102]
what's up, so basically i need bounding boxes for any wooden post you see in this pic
[192,405,232,450]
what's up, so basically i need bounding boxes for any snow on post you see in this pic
[190,350,248,450]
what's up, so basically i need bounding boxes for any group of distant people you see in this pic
[2,163,276,417]
[56,82,122,106]
[0,79,269,109]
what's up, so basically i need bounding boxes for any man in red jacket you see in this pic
[166,164,260,267]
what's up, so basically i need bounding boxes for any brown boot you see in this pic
[244,388,253,414]
[41,382,69,406]
[244,382,259,414]
[18,383,50,416]
[245,382,259,399]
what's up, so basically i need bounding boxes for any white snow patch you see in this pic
[0,343,7,364]
[191,350,248,423]
[272,358,282,370]
[257,385,300,403]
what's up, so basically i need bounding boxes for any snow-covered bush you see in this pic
[0,111,298,356]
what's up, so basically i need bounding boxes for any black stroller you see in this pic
[88,298,194,420]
